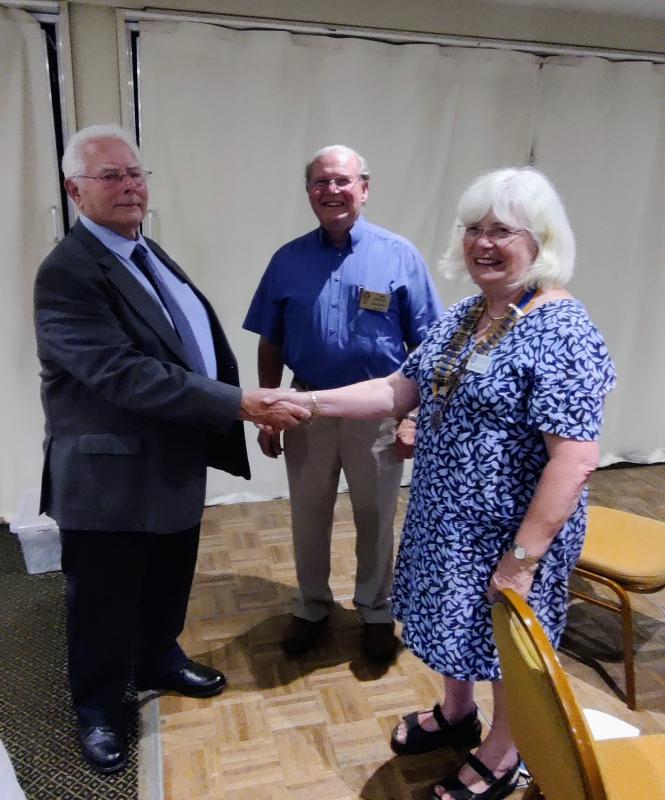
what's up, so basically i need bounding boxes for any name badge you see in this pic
[359,289,391,313]
[466,352,492,374]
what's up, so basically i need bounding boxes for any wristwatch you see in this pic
[405,412,418,423]
[512,543,540,564]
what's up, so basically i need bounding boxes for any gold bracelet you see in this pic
[308,391,319,418]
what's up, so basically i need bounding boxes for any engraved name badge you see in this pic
[359,289,391,312]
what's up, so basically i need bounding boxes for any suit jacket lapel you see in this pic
[146,238,190,282]
[70,222,192,368]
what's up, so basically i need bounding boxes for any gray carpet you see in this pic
[0,526,139,799]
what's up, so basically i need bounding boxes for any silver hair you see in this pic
[62,124,140,179]
[440,167,576,290]
[305,145,370,183]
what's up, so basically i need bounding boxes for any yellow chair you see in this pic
[570,505,665,709]
[493,588,665,800]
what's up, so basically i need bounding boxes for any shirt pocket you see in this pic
[350,288,400,338]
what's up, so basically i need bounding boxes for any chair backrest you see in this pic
[492,589,607,800]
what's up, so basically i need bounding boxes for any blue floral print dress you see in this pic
[392,295,616,681]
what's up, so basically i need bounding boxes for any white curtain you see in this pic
[532,57,665,463]
[139,22,540,502]
[137,21,665,502]
[0,8,62,521]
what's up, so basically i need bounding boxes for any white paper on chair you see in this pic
[583,708,640,740]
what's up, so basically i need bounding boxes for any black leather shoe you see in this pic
[362,621,399,663]
[139,660,226,698]
[281,615,329,655]
[78,724,128,774]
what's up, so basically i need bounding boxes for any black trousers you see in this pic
[60,525,200,726]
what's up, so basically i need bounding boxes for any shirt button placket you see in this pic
[330,254,343,339]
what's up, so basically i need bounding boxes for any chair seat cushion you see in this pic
[595,734,665,798]
[577,506,665,589]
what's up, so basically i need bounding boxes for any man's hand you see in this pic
[239,389,310,430]
[258,429,283,458]
[394,417,416,461]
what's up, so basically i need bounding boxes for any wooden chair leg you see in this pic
[616,583,636,710]
[570,568,637,710]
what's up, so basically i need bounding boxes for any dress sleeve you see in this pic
[527,314,617,441]
[400,342,423,381]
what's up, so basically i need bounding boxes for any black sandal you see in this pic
[390,704,481,755]
[430,753,520,800]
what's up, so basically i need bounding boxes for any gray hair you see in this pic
[62,124,140,179]
[305,145,370,183]
[440,167,576,290]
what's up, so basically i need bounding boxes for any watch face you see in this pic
[513,545,528,560]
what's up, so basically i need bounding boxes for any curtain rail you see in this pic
[122,9,665,64]
[2,0,59,13]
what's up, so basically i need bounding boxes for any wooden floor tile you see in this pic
[157,465,665,799]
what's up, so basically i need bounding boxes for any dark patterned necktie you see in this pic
[130,244,207,375]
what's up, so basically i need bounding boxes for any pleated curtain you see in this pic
[137,21,665,503]
[0,8,62,520]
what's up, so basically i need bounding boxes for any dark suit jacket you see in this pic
[34,221,250,533]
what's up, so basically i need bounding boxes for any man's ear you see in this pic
[64,178,81,205]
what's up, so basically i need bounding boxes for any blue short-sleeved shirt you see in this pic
[243,216,443,389]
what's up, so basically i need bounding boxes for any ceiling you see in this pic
[487,0,665,20]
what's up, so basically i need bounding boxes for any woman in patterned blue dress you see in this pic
[267,167,616,800]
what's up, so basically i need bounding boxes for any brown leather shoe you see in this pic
[362,621,399,663]
[281,615,329,655]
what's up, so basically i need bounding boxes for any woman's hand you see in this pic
[487,435,600,605]
[487,551,538,604]
[261,389,313,410]
[240,388,310,429]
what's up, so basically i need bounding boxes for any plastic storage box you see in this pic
[9,490,61,574]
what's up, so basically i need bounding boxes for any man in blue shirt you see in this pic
[244,145,442,661]
[34,125,308,774]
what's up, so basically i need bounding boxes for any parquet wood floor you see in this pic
[156,465,665,800]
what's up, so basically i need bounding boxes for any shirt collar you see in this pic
[79,214,148,261]
[317,215,367,251]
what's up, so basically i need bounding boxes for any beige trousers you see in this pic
[284,416,403,623]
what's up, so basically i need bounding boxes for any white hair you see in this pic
[62,124,140,179]
[305,144,370,183]
[440,167,576,289]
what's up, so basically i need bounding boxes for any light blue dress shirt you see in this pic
[79,215,217,379]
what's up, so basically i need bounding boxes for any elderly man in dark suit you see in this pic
[33,124,307,774]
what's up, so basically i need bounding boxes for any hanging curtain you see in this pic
[0,8,62,521]
[532,56,665,463]
[138,22,540,502]
[137,21,665,502]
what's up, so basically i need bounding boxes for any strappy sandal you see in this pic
[430,753,520,800]
[390,704,481,755]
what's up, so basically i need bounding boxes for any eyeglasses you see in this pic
[462,224,528,244]
[73,169,152,185]
[307,175,365,192]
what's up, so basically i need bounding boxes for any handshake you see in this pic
[239,387,313,432]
